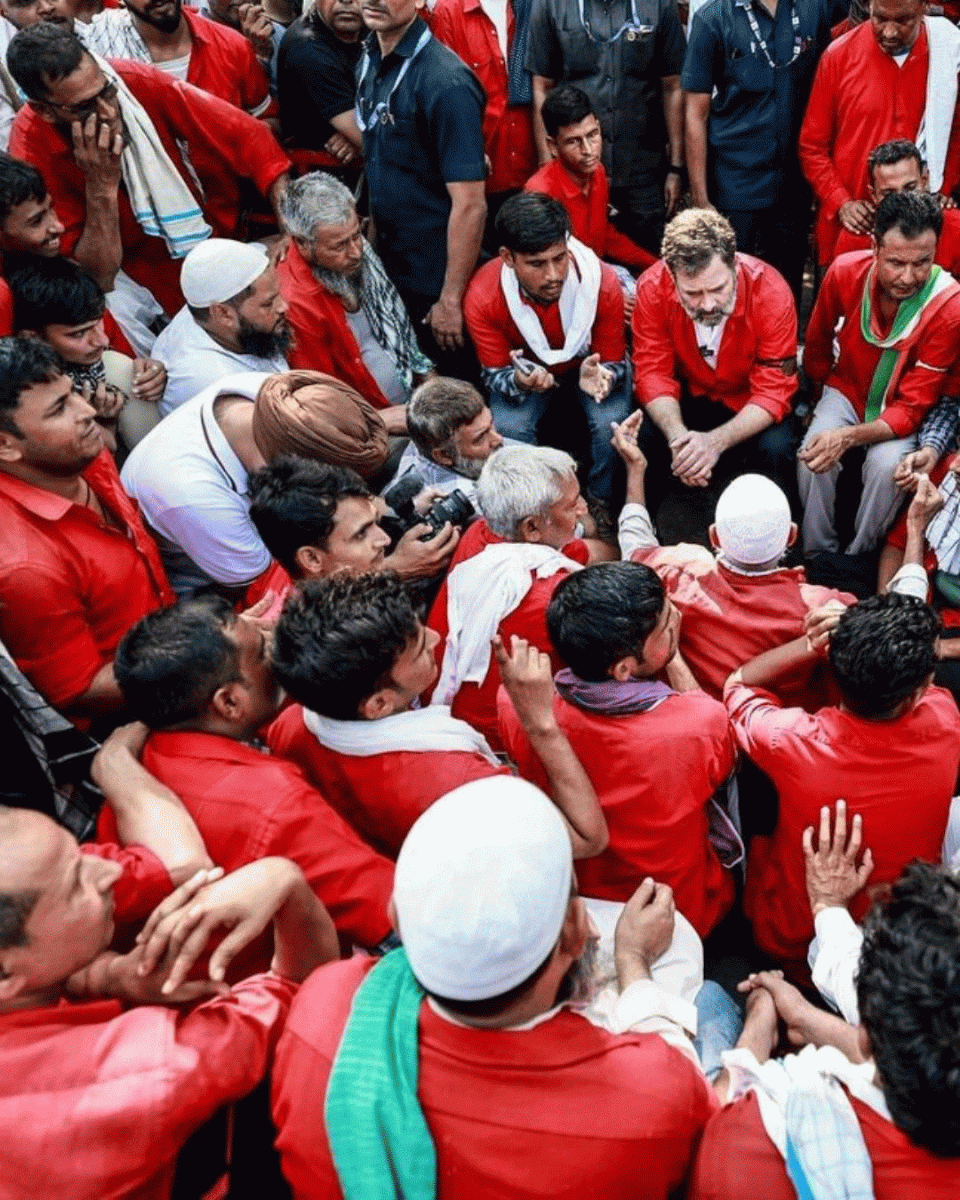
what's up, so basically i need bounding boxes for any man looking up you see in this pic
[0,337,172,728]
[152,239,291,415]
[798,190,960,554]
[464,191,630,503]
[7,23,291,317]
[633,208,799,517]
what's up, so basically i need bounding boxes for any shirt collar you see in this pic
[385,14,428,58]
[0,450,111,523]
[198,383,258,495]
[181,6,212,44]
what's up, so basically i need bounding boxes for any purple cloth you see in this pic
[553,669,675,716]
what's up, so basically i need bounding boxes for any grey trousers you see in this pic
[798,387,915,554]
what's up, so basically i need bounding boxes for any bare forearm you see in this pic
[847,418,896,448]
[441,194,486,305]
[713,403,773,454]
[661,76,684,169]
[685,94,711,207]
[271,874,340,982]
[665,650,700,692]
[532,75,555,164]
[329,109,363,152]
[526,725,608,858]
[75,191,123,291]
[625,462,648,506]
[645,396,687,442]
[733,636,817,690]
[877,543,905,592]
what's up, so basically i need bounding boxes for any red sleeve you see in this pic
[464,264,515,369]
[881,294,960,438]
[632,264,681,403]
[802,259,845,385]
[497,686,551,791]
[745,267,798,422]
[589,265,626,361]
[798,47,850,220]
[723,682,811,775]
[80,841,172,926]
[103,311,135,357]
[236,37,276,118]
[9,114,86,262]
[603,224,656,272]
[0,278,12,336]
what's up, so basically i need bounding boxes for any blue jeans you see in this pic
[693,980,743,1080]
[488,368,632,501]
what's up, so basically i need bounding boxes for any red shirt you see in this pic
[431,0,536,193]
[273,955,718,1200]
[631,544,854,706]
[834,207,960,274]
[9,60,290,317]
[0,974,296,1200]
[499,689,736,937]
[266,704,506,858]
[426,517,590,748]
[180,6,273,115]
[82,841,173,928]
[0,450,173,714]
[0,277,12,336]
[690,1090,960,1200]
[632,254,797,421]
[799,22,960,263]
[464,254,625,375]
[525,159,655,272]
[726,681,960,964]
[96,730,394,965]
[803,250,960,437]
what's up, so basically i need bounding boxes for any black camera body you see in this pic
[382,473,475,542]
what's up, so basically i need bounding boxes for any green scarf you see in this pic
[860,264,944,423]
[325,948,437,1200]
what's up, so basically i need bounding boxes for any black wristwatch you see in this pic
[667,165,689,185]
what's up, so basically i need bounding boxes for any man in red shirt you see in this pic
[524,85,655,278]
[633,208,799,521]
[107,594,397,967]
[7,23,291,317]
[500,559,737,938]
[725,592,960,973]
[0,337,173,728]
[272,776,716,1199]
[834,139,960,273]
[799,0,960,264]
[463,190,630,502]
[798,191,960,554]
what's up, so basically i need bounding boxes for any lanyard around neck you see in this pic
[356,27,432,131]
[740,0,801,69]
[576,0,652,44]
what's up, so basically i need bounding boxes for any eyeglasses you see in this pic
[45,78,118,121]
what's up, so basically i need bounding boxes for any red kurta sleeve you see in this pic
[880,293,960,437]
[464,260,516,369]
[633,263,682,403]
[802,258,846,385]
[745,266,798,421]
[798,45,850,221]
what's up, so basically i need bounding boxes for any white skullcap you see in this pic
[180,239,268,308]
[393,777,573,1002]
[714,473,792,565]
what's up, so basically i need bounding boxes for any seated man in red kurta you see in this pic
[798,191,960,555]
[690,861,960,1199]
[276,171,429,437]
[799,0,960,265]
[6,22,291,318]
[106,594,397,969]
[0,811,336,1200]
[0,337,173,728]
[725,592,960,975]
[272,776,717,1199]
[499,560,736,938]
[633,208,799,521]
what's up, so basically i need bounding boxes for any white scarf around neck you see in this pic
[302,704,500,766]
[500,237,602,367]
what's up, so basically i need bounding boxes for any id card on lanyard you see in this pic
[355,26,432,132]
[576,0,653,43]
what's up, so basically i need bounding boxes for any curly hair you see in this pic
[661,208,737,276]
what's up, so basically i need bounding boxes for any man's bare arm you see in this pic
[425,179,486,352]
[531,74,556,165]
[71,114,124,290]
[684,92,712,209]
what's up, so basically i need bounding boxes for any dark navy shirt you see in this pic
[357,18,486,301]
[277,13,362,150]
[682,0,833,210]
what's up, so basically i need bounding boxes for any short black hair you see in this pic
[0,870,38,952]
[540,84,595,140]
[115,596,243,729]
[874,190,942,245]
[247,456,372,576]
[868,139,925,184]
[828,593,939,717]
[547,561,665,680]
[496,191,570,255]
[0,155,46,222]
[9,257,105,332]
[7,23,87,102]
[858,861,960,1156]
[0,335,62,436]
[272,573,419,719]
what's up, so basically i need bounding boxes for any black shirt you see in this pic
[277,12,363,150]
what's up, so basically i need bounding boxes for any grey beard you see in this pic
[312,261,366,310]
[449,448,487,481]
[557,936,599,1008]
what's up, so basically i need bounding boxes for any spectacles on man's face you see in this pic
[45,77,118,121]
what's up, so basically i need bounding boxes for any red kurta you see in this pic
[690,1090,960,1200]
[798,22,960,263]
[525,158,655,272]
[834,206,960,274]
[803,250,960,436]
[632,255,797,421]
[426,517,590,748]
[96,730,394,965]
[726,681,960,964]
[464,254,625,375]
[272,955,718,1200]
[0,974,296,1200]
[499,688,736,937]
[266,704,506,858]
[431,0,537,193]
[180,6,273,115]
[9,60,290,316]
[0,449,173,715]
[630,543,854,706]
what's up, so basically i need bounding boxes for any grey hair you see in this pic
[407,377,485,460]
[278,172,356,241]
[476,444,577,538]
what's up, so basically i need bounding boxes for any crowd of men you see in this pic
[0,0,959,1193]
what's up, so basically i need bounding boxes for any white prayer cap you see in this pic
[714,473,792,565]
[180,239,268,308]
[393,777,573,1002]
